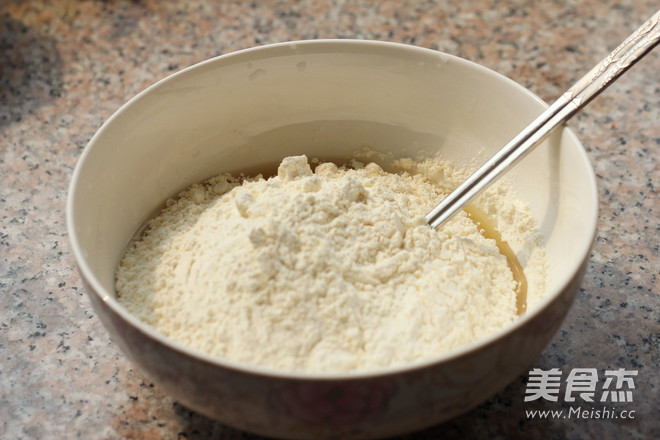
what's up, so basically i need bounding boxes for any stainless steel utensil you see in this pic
[426,10,660,229]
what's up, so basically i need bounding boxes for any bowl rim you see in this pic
[66,38,599,380]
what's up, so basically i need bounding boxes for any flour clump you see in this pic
[116,154,547,372]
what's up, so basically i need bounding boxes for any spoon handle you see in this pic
[426,9,660,229]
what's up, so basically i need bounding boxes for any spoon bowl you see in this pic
[67,40,598,439]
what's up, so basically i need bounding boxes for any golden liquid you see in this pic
[463,205,528,315]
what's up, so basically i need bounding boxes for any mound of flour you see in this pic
[116,155,546,372]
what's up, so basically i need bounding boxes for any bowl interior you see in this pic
[68,40,597,356]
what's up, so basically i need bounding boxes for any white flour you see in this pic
[116,155,547,372]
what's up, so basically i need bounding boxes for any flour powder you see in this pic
[116,154,547,372]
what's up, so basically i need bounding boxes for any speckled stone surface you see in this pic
[1,0,658,438]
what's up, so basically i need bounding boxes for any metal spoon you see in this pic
[426,9,660,229]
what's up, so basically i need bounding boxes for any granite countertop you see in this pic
[1,0,658,438]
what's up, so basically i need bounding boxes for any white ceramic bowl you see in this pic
[67,40,597,439]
